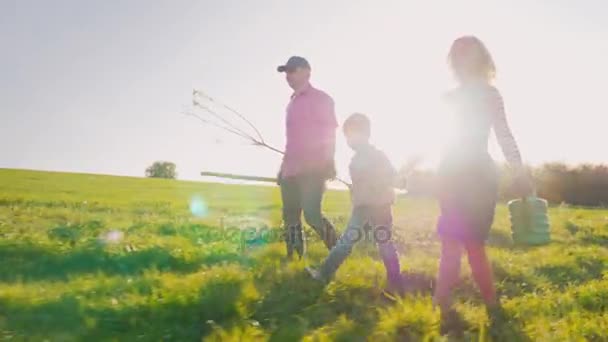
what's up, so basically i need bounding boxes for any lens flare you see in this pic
[102,230,124,244]
[190,195,209,218]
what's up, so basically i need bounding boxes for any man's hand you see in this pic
[276,169,282,186]
[325,160,337,181]
[345,182,353,201]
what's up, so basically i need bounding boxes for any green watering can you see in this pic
[507,195,551,246]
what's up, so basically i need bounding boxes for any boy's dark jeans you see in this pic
[280,173,337,258]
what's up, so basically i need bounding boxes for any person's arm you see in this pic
[315,95,338,159]
[309,94,338,178]
[488,87,533,195]
[489,87,523,170]
[374,152,399,189]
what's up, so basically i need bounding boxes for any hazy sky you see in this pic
[2,0,607,181]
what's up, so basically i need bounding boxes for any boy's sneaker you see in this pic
[382,277,408,301]
[319,218,337,250]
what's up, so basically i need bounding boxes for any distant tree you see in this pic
[145,161,177,179]
[534,162,570,204]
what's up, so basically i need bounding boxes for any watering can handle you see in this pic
[522,186,538,202]
[518,170,537,201]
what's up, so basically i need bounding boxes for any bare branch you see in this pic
[182,111,252,142]
[185,89,350,187]
[192,93,257,142]
[193,88,266,143]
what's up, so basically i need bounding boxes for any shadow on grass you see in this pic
[450,262,539,303]
[492,263,540,297]
[535,255,605,288]
[252,266,396,341]
[252,270,327,341]
[250,269,438,341]
[442,289,532,341]
[0,242,253,283]
[579,233,608,247]
[487,307,533,342]
[0,277,247,341]
[400,271,436,296]
[487,229,514,249]
[487,228,572,252]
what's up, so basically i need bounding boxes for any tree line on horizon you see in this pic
[145,160,608,207]
[407,162,608,207]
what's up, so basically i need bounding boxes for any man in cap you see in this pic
[277,56,338,259]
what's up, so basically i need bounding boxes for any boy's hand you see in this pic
[395,155,423,189]
[394,175,407,189]
[399,155,423,176]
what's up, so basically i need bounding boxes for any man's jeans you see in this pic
[319,205,401,284]
[280,173,337,258]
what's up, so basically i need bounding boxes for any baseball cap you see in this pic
[277,56,311,72]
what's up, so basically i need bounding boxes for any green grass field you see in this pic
[0,169,607,341]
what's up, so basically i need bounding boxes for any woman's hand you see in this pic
[512,169,534,198]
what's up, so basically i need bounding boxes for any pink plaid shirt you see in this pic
[280,83,337,178]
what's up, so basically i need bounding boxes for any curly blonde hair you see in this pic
[448,36,496,83]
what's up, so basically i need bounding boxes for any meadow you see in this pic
[0,169,606,341]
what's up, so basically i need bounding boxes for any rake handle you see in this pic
[201,171,278,183]
[200,171,351,186]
